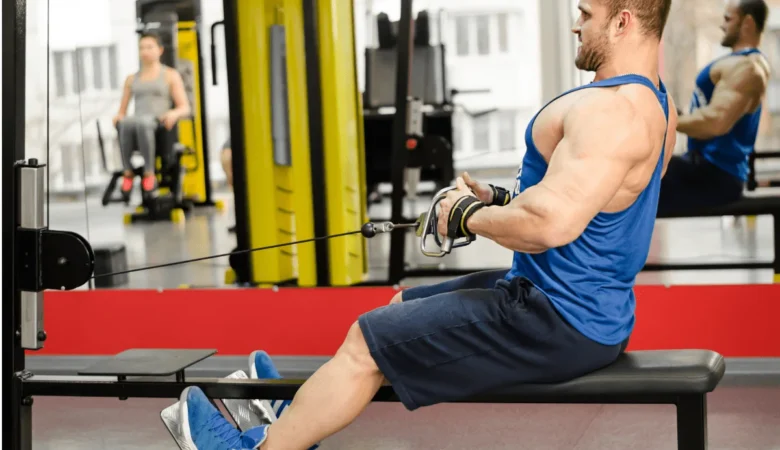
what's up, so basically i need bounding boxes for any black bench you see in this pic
[652,195,780,277]
[23,349,725,450]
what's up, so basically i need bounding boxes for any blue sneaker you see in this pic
[249,350,291,417]
[179,386,268,450]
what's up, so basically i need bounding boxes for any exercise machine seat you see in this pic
[658,195,780,218]
[475,350,724,400]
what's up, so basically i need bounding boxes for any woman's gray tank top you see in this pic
[132,65,171,118]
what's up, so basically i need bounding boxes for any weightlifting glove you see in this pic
[488,184,511,206]
[447,195,485,240]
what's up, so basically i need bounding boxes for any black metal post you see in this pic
[222,0,253,283]
[194,23,214,206]
[388,0,415,284]
[302,0,331,286]
[4,0,30,447]
[773,212,780,281]
[676,394,708,450]
[747,152,757,191]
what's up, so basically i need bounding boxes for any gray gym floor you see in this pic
[30,386,780,449]
[33,169,780,448]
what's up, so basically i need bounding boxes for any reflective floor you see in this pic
[31,386,780,449]
[50,171,777,290]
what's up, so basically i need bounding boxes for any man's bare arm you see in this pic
[677,59,765,139]
[467,92,651,253]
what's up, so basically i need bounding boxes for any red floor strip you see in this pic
[27,285,780,357]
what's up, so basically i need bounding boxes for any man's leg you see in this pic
[390,268,509,304]
[258,321,384,449]
[183,276,626,450]
[658,154,744,216]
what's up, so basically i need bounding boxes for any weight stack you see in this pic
[93,244,129,288]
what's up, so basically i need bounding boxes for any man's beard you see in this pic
[575,32,610,72]
[721,31,739,47]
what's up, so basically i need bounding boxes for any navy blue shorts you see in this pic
[358,270,629,411]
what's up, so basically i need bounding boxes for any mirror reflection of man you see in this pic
[658,0,770,215]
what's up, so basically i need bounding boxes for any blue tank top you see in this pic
[504,74,669,346]
[686,48,763,182]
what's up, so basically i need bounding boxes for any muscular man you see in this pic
[658,0,770,215]
[113,32,190,197]
[178,1,676,448]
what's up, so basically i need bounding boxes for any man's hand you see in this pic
[461,172,494,204]
[159,110,178,130]
[112,113,125,127]
[437,177,478,238]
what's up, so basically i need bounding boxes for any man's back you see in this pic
[506,75,676,346]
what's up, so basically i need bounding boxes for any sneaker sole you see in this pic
[159,387,198,450]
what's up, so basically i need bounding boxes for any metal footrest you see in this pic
[160,370,277,450]
[78,349,216,381]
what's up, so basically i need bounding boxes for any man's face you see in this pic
[720,2,743,47]
[572,0,612,72]
[139,37,163,65]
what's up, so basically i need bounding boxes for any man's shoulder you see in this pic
[717,53,770,83]
[568,86,658,133]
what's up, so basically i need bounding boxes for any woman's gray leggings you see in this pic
[117,115,158,173]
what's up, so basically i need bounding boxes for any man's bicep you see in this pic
[708,64,763,130]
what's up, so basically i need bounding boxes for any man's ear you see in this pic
[614,10,632,35]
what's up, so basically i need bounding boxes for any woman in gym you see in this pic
[112,31,190,196]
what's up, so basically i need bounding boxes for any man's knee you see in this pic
[337,321,379,374]
[389,291,404,305]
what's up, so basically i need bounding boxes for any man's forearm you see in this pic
[466,190,558,254]
[677,108,720,140]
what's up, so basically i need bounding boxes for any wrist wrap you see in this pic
[489,184,511,206]
[447,196,485,239]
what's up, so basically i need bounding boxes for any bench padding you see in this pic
[658,195,780,218]
[483,350,725,399]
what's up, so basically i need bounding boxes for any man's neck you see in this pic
[731,38,760,52]
[593,44,660,86]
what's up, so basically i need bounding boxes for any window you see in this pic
[498,110,517,150]
[92,47,104,90]
[77,48,90,93]
[475,15,490,55]
[53,51,67,97]
[455,16,469,55]
[497,14,509,53]
[72,51,83,94]
[472,115,490,151]
[108,44,119,89]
